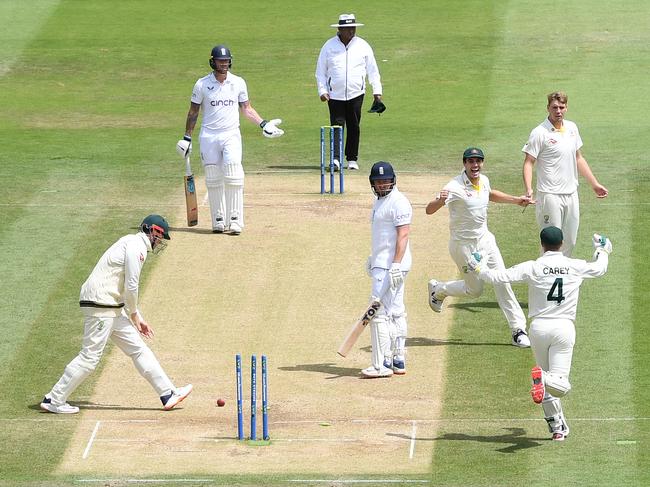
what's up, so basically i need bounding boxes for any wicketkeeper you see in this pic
[468,227,612,441]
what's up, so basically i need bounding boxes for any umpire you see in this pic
[315,13,385,171]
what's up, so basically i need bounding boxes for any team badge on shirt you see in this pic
[139,253,145,262]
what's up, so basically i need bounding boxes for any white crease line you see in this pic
[82,421,100,460]
[409,421,417,460]
[77,479,214,484]
[289,481,429,484]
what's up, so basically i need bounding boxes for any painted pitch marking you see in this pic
[82,421,100,460]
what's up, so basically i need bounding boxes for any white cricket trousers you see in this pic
[529,317,576,378]
[535,190,579,257]
[437,231,526,331]
[47,309,175,406]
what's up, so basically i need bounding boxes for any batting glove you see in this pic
[592,233,613,254]
[466,252,483,273]
[388,263,403,290]
[260,119,284,138]
[176,135,192,158]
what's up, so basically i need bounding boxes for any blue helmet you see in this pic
[369,161,396,196]
[209,44,232,69]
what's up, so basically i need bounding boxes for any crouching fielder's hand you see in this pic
[260,119,284,138]
[466,252,483,273]
[388,263,403,290]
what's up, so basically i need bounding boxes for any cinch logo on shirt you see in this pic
[210,99,236,107]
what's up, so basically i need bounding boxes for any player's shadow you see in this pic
[29,402,172,412]
[388,427,545,454]
[450,301,529,312]
[278,362,361,379]
[267,165,318,170]
[359,337,511,351]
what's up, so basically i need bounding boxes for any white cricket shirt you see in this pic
[191,72,249,132]
[79,232,151,316]
[522,118,583,194]
[370,187,412,270]
[444,171,491,241]
[315,35,382,100]
[479,250,608,320]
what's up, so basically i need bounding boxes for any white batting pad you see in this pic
[205,164,225,227]
[224,163,245,228]
[370,316,392,369]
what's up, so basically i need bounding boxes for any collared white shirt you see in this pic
[371,187,412,270]
[80,232,151,316]
[444,171,491,241]
[191,72,249,132]
[315,35,382,100]
[522,118,583,194]
[479,250,608,320]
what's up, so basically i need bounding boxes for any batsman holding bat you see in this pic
[360,161,412,378]
[468,227,612,441]
[40,215,192,413]
[177,44,284,235]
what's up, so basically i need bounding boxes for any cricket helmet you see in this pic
[209,44,232,69]
[141,214,171,240]
[369,161,396,197]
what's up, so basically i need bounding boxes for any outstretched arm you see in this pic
[490,189,535,207]
[522,153,536,198]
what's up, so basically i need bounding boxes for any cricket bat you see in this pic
[184,155,198,227]
[337,299,381,357]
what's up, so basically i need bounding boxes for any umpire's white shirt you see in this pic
[522,118,583,194]
[315,35,382,100]
[371,187,412,270]
[479,250,608,320]
[79,232,150,317]
[444,171,491,241]
[191,72,249,132]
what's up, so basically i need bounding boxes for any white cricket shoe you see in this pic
[229,221,242,235]
[428,279,445,313]
[40,397,79,414]
[213,218,225,234]
[331,159,340,172]
[360,365,393,378]
[512,329,531,348]
[347,160,359,170]
[161,384,193,411]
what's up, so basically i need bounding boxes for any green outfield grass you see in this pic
[1,0,648,485]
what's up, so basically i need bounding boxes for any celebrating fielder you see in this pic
[363,161,412,378]
[178,44,284,235]
[468,226,612,441]
[522,91,608,256]
[40,215,192,414]
[425,147,534,347]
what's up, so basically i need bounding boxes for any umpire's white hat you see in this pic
[331,14,364,28]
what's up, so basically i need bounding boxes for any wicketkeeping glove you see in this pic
[368,99,386,114]
[466,252,483,273]
[592,233,613,254]
[260,119,284,138]
[176,135,192,158]
[388,263,403,290]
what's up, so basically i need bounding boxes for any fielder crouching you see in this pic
[468,226,612,440]
[363,162,412,378]
[40,215,192,414]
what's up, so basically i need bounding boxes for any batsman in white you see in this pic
[363,161,412,378]
[425,147,534,347]
[468,226,612,441]
[178,44,284,235]
[40,215,192,414]
[522,91,608,256]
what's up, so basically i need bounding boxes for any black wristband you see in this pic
[259,120,268,128]
[183,135,192,142]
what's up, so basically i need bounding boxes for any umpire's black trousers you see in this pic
[328,94,364,163]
